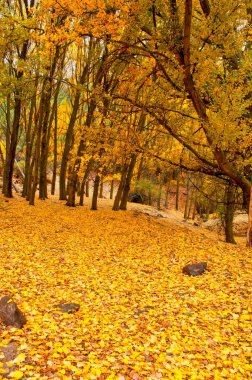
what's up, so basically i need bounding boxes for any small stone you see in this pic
[53,302,80,313]
[183,262,207,276]
[0,296,27,328]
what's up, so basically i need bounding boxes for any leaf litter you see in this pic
[0,196,251,379]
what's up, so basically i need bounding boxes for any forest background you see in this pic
[0,1,252,379]
[0,0,251,243]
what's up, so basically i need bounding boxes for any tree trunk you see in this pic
[184,173,191,219]
[120,154,137,210]
[79,160,92,206]
[4,96,22,198]
[224,182,236,244]
[3,93,11,195]
[22,79,37,198]
[91,174,100,210]
[29,127,41,205]
[176,171,180,211]
[51,105,58,195]
[246,185,252,247]
[86,180,89,198]
[164,178,170,209]
[99,176,103,198]
[113,162,128,211]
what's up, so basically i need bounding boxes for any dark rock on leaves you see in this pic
[53,302,80,313]
[0,296,27,328]
[183,262,207,276]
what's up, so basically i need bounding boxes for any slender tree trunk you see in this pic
[86,180,89,198]
[91,174,100,210]
[157,180,163,210]
[120,154,137,210]
[22,79,37,198]
[51,105,58,195]
[184,173,191,219]
[246,185,252,247]
[4,96,22,198]
[3,94,11,195]
[25,156,34,201]
[79,160,92,206]
[113,162,128,211]
[164,178,170,209]
[176,171,180,211]
[224,182,236,244]
[29,127,41,205]
[99,176,103,198]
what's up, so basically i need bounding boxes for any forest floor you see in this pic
[0,195,251,379]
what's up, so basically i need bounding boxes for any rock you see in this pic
[183,262,207,276]
[0,296,27,328]
[53,302,80,313]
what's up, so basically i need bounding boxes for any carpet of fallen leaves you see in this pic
[0,196,251,380]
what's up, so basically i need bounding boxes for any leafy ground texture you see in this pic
[0,196,251,380]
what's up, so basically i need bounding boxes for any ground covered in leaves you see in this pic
[0,196,251,379]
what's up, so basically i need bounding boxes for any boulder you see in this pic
[53,302,80,313]
[183,262,207,276]
[0,296,27,328]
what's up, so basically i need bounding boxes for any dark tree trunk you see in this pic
[99,176,103,198]
[91,174,100,210]
[176,170,180,211]
[86,180,89,198]
[79,160,92,206]
[29,127,41,205]
[120,154,137,210]
[51,105,58,195]
[164,178,170,209]
[157,180,163,211]
[3,94,11,195]
[224,182,236,244]
[4,96,22,198]
[113,162,128,211]
[22,78,38,198]
[184,173,191,219]
[247,185,252,247]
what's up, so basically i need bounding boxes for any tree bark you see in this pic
[113,162,128,211]
[91,174,100,210]
[176,170,180,211]
[246,186,252,247]
[51,104,58,195]
[119,154,137,210]
[224,182,236,244]
[184,173,191,219]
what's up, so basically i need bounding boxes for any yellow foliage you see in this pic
[0,196,251,379]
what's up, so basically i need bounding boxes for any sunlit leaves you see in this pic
[0,196,251,378]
